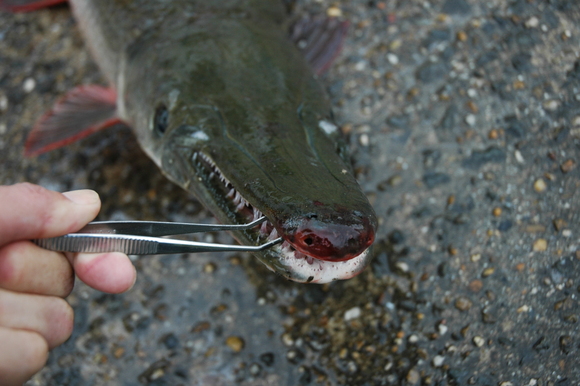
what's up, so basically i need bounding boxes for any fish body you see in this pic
[5,0,378,283]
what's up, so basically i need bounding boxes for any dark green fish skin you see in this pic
[71,0,377,283]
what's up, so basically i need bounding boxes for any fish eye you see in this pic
[154,104,169,135]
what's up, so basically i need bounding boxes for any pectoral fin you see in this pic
[0,0,67,12]
[290,15,349,75]
[25,85,123,156]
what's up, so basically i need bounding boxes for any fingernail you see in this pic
[62,189,100,205]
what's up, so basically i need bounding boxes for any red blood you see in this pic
[288,217,375,262]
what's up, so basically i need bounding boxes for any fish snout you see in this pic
[286,215,375,262]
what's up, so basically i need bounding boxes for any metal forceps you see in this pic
[33,217,283,255]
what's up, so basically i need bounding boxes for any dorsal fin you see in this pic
[290,15,349,75]
[25,85,123,156]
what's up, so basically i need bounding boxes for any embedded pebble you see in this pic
[525,16,539,28]
[469,279,483,292]
[482,267,495,278]
[455,297,473,311]
[406,369,420,384]
[432,355,445,367]
[532,178,547,193]
[344,307,362,321]
[22,77,36,93]
[225,336,245,352]
[532,239,547,252]
[473,336,485,347]
[560,159,576,173]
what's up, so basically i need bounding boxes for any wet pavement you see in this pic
[1,0,580,385]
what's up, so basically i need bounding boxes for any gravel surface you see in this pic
[1,0,579,385]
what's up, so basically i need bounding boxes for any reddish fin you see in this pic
[0,0,67,12]
[290,15,349,75]
[25,85,121,156]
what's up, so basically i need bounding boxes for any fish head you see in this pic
[119,20,377,283]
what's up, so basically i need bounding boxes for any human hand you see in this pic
[0,183,136,386]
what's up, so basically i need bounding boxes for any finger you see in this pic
[70,252,136,294]
[0,241,74,297]
[0,327,48,386]
[0,288,73,349]
[0,183,100,245]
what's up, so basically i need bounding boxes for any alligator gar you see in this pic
[2,0,378,283]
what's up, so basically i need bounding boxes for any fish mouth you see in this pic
[193,151,372,283]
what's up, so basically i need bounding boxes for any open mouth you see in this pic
[192,152,367,267]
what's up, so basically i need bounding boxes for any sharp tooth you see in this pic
[236,202,246,212]
[192,152,198,161]
[268,228,278,240]
[233,191,241,205]
[227,188,235,198]
[260,221,268,235]
[209,172,215,179]
[253,208,262,220]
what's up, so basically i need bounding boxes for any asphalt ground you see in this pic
[1,0,579,385]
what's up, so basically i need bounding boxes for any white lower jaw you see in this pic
[266,245,373,284]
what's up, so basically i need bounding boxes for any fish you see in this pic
[1,0,378,283]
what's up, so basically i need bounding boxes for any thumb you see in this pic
[0,183,101,245]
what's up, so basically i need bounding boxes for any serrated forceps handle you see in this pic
[34,234,283,255]
[32,216,282,255]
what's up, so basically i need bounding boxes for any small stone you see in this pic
[162,333,179,349]
[543,100,559,111]
[113,346,125,359]
[553,218,567,231]
[532,239,547,252]
[281,333,294,347]
[344,307,361,321]
[471,253,481,262]
[22,78,36,93]
[525,224,546,233]
[488,129,499,139]
[469,279,483,292]
[432,355,445,367]
[406,369,420,384]
[482,267,495,278]
[517,305,530,313]
[560,159,576,173]
[492,207,502,217]
[465,114,476,126]
[249,363,262,376]
[515,263,525,272]
[513,80,525,90]
[260,352,275,366]
[533,178,547,192]
[456,31,467,41]
[204,262,217,273]
[226,336,245,352]
[455,296,473,311]
[466,101,478,113]
[524,16,539,28]
[326,6,342,17]
[386,53,399,65]
[473,336,485,347]
[359,133,369,146]
[286,349,304,364]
